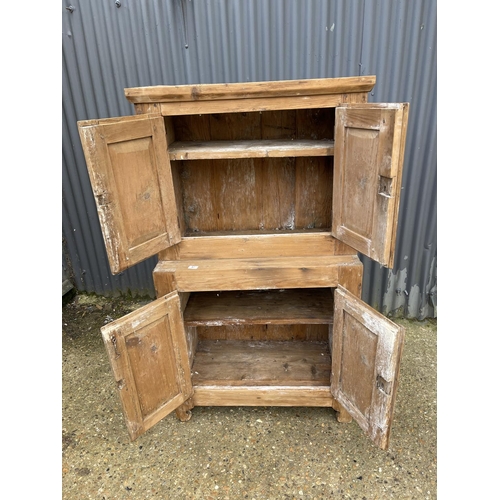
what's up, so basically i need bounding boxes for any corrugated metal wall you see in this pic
[62,0,437,319]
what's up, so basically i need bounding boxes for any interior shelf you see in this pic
[168,139,334,160]
[183,288,334,326]
[191,340,331,387]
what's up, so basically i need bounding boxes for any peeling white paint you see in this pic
[408,284,422,318]
[383,256,436,319]
[383,267,408,316]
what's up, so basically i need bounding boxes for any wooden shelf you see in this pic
[191,340,331,387]
[168,139,334,160]
[184,289,333,326]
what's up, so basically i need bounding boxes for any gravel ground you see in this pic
[62,292,437,499]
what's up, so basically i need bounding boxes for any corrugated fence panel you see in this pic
[359,0,437,319]
[62,0,437,318]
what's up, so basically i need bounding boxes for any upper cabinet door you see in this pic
[78,114,181,274]
[101,291,192,441]
[331,286,405,450]
[333,103,409,268]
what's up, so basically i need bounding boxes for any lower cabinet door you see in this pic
[331,286,405,450]
[101,291,192,440]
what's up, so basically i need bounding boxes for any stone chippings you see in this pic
[62,294,437,500]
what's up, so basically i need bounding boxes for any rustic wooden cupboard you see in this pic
[77,76,409,450]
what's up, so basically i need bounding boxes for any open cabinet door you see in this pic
[331,286,404,450]
[78,114,181,274]
[101,291,192,441]
[333,103,409,268]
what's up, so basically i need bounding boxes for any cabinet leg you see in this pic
[175,398,194,422]
[332,399,352,423]
[338,262,363,298]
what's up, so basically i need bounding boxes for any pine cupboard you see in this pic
[77,76,409,450]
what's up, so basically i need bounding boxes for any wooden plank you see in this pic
[191,340,331,386]
[158,232,355,260]
[153,268,177,296]
[255,156,297,231]
[196,324,328,342]
[179,157,263,232]
[159,94,369,116]
[154,255,360,291]
[183,289,333,326]
[172,110,298,141]
[168,140,335,160]
[176,292,198,368]
[178,156,332,233]
[124,76,376,103]
[164,116,186,236]
[294,156,333,229]
[260,109,297,139]
[256,111,296,231]
[185,326,198,368]
[205,113,261,231]
[338,260,364,298]
[209,110,262,139]
[193,386,334,407]
[295,108,335,229]
[132,103,162,115]
[172,113,261,232]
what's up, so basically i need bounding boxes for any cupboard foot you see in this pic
[175,398,194,422]
[332,399,352,423]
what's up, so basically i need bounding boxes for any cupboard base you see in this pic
[178,388,352,423]
[177,338,354,423]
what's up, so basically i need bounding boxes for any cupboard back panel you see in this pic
[174,156,333,233]
[169,109,336,141]
[196,324,329,342]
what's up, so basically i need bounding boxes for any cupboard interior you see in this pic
[168,109,336,142]
[167,109,336,235]
[182,288,334,388]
